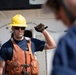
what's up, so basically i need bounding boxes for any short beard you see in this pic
[14,34,24,40]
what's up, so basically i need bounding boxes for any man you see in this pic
[44,0,76,75]
[0,14,56,75]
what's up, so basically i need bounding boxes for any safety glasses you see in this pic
[14,27,26,30]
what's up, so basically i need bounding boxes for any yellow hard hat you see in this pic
[9,14,28,27]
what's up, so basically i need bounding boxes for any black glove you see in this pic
[34,23,48,32]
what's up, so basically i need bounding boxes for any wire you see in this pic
[0,24,8,28]
[0,22,68,32]
[27,22,67,33]
[47,30,68,33]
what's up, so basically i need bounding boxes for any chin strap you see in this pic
[59,0,75,24]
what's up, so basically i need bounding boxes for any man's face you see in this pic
[55,6,71,27]
[64,0,76,18]
[12,27,25,39]
[45,0,72,27]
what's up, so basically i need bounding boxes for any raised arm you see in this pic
[42,29,56,50]
[34,23,56,50]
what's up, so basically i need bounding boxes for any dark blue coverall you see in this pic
[51,25,76,75]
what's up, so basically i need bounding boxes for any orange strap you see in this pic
[25,40,33,75]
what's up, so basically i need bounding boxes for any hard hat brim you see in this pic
[9,24,28,27]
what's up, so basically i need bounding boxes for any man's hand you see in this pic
[34,23,48,32]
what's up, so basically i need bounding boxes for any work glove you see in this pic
[34,23,48,32]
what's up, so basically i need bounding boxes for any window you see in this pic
[0,0,43,10]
